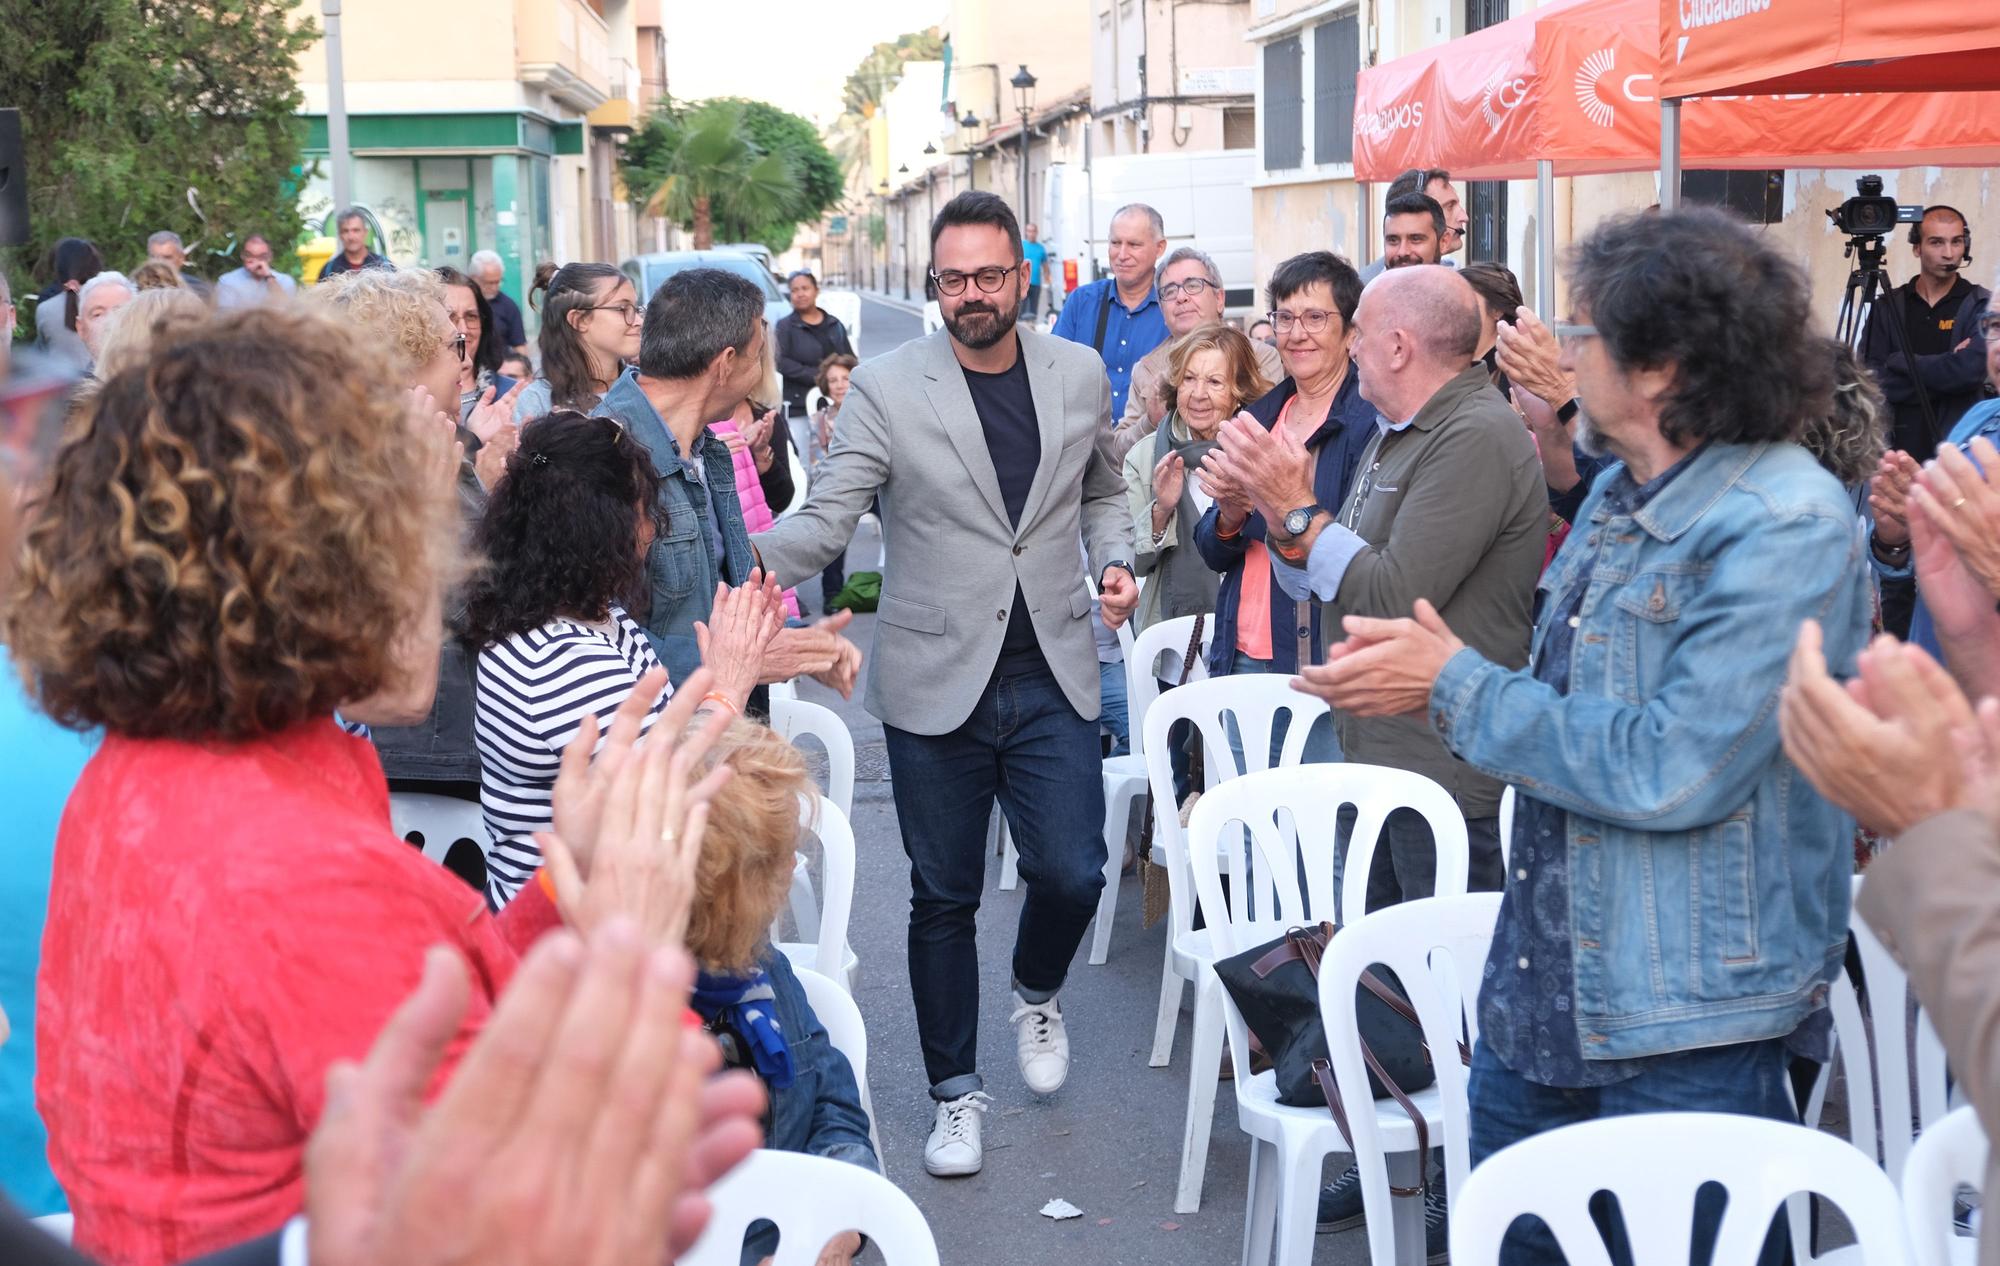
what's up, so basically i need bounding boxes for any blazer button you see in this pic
[1013,545,1024,556]
[997,609,1007,621]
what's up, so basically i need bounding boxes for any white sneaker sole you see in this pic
[924,1150,983,1178]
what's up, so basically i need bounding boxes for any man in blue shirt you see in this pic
[1051,203,1170,421]
[1021,222,1051,321]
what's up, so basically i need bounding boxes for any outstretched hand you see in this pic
[1293,599,1465,717]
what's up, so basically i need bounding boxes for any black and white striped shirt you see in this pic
[473,605,671,909]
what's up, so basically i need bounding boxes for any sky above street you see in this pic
[663,0,948,126]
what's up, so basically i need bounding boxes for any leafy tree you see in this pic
[826,28,945,175]
[0,0,318,308]
[622,98,824,251]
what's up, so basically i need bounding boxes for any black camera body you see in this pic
[1828,174,1924,237]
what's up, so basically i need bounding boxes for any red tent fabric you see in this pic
[1658,0,2000,99]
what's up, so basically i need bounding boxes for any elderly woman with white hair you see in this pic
[73,271,135,370]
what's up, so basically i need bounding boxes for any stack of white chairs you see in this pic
[772,793,858,993]
[1182,764,1472,1258]
[674,1149,940,1265]
[1140,675,1333,1213]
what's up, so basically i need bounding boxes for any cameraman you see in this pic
[1861,206,1992,456]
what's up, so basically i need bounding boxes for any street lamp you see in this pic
[1011,65,1037,230]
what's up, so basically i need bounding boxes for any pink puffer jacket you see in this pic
[708,420,801,619]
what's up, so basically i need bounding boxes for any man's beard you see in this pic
[944,297,1020,351]
[1573,405,1607,457]
[1385,253,1431,270]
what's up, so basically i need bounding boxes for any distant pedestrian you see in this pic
[145,230,211,297]
[1051,202,1169,421]
[1022,222,1051,320]
[811,351,861,611]
[214,235,298,309]
[33,236,103,371]
[318,207,391,277]
[773,269,854,461]
[470,249,529,355]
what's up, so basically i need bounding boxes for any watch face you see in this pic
[1285,508,1312,536]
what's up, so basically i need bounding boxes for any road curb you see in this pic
[853,288,925,316]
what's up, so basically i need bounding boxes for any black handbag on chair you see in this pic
[1214,921,1466,1196]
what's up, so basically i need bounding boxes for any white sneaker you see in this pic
[1011,991,1070,1095]
[924,1091,992,1177]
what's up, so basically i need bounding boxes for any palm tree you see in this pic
[622,99,794,250]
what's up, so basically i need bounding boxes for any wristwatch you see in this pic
[1556,398,1581,426]
[1281,503,1326,538]
[1100,560,1137,589]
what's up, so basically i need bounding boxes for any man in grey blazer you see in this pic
[753,191,1138,1179]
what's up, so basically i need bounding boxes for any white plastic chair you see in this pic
[675,1148,940,1266]
[33,1213,72,1244]
[773,794,858,991]
[389,792,491,865]
[771,697,856,942]
[1140,674,1331,1213]
[1449,1113,1910,1266]
[1181,763,1469,1229]
[1497,785,1514,870]
[1308,893,1502,1266]
[794,965,887,1178]
[1904,1105,1986,1266]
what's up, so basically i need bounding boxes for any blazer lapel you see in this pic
[922,331,1012,528]
[1014,327,1068,537]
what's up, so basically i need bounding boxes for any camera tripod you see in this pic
[1835,230,1939,446]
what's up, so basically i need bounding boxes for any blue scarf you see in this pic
[692,967,796,1089]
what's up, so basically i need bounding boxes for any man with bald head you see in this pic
[1208,264,1543,908]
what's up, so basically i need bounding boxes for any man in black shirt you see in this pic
[772,270,854,443]
[1861,205,1991,456]
[319,207,391,277]
[470,250,529,355]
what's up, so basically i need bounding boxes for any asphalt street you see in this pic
[789,295,1375,1265]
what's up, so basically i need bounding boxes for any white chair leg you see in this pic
[1150,934,1184,1068]
[999,818,1019,891]
[1175,974,1224,1214]
[1087,787,1130,965]
[1243,1137,1281,1266]
[1272,1141,1329,1266]
[788,855,821,942]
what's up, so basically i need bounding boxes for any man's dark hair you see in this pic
[929,191,1023,262]
[1386,168,1451,202]
[1569,206,1833,448]
[1268,251,1364,326]
[461,410,667,649]
[1384,192,1445,237]
[241,234,271,253]
[638,267,763,380]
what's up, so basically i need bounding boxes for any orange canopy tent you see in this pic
[1655,0,2000,204]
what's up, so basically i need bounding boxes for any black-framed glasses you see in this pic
[1269,308,1335,334]
[579,301,644,324]
[930,265,1018,296]
[450,333,468,360]
[1160,277,1217,302]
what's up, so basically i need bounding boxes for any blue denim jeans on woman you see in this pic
[883,658,1109,1098]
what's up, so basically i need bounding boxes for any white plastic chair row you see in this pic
[389,792,492,865]
[675,1148,939,1265]
[774,793,859,992]
[1187,767,1474,1263]
[793,965,887,1179]
[771,696,855,944]
[1903,1105,1986,1266]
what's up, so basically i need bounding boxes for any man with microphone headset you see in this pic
[1860,204,1993,458]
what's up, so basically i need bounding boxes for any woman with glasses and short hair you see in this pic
[513,262,643,422]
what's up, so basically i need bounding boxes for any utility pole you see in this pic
[322,0,353,216]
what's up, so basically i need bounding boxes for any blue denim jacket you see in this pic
[1428,441,1872,1061]
[595,369,759,682]
[756,948,878,1168]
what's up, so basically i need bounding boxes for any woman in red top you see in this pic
[5,307,722,1266]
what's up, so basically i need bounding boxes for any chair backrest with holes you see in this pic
[771,795,854,981]
[1320,892,1501,1261]
[1180,759,1460,955]
[1123,613,1214,760]
[388,792,491,865]
[676,1149,940,1266]
[1449,1113,1910,1266]
[770,697,856,819]
[1142,675,1333,937]
[1903,1105,1987,1266]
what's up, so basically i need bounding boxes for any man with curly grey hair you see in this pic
[1296,206,1875,1266]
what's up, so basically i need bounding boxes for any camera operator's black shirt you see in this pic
[1899,275,1974,358]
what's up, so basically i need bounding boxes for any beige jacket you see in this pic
[1855,809,2000,1266]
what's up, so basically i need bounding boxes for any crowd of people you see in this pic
[4,163,2000,1266]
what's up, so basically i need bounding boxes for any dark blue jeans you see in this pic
[1468,1038,1795,1266]
[883,659,1108,1098]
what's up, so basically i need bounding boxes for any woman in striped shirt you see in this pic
[464,410,782,908]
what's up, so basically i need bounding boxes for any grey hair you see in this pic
[1111,203,1165,240]
[77,271,134,309]
[469,250,504,274]
[333,206,368,230]
[146,230,184,250]
[1157,246,1221,291]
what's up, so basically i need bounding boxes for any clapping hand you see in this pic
[1869,450,1922,547]
[1494,308,1576,410]
[1513,385,1580,494]
[405,386,463,503]
[693,568,787,711]
[1205,412,1316,529]
[1294,599,1465,716]
[1911,438,2000,598]
[466,378,529,445]
[474,422,519,491]
[1152,450,1186,511]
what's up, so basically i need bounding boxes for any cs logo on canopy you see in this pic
[1574,47,1656,127]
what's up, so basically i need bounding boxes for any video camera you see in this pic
[1827,174,1925,238]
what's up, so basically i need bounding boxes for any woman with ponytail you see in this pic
[511,262,641,421]
[33,237,104,371]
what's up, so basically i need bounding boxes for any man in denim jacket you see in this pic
[1300,208,1873,1265]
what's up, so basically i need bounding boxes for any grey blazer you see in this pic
[753,326,1135,736]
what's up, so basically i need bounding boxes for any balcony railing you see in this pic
[518,0,612,113]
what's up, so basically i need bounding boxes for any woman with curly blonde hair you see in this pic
[684,720,877,1266]
[10,306,732,1266]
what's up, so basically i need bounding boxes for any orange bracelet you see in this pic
[1217,516,1243,541]
[699,690,741,717]
[537,867,557,902]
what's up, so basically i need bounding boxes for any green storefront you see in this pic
[298,111,583,334]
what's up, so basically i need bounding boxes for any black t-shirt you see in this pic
[961,342,1044,672]
[1900,275,1974,357]
[321,251,391,277]
[488,289,528,349]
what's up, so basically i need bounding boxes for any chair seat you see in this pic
[1172,920,1297,979]
[1102,753,1146,785]
[1231,1066,1447,1153]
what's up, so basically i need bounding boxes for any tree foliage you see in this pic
[621,97,840,253]
[0,0,318,298]
[826,27,945,175]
